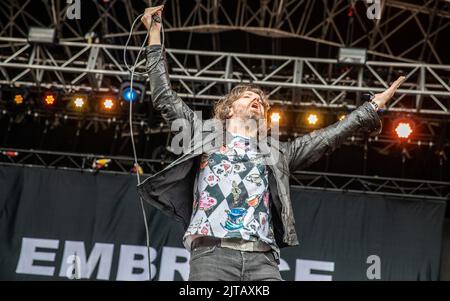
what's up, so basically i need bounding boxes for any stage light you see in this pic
[123,88,137,102]
[120,77,147,103]
[395,122,413,139]
[271,112,281,123]
[44,94,56,106]
[92,159,111,170]
[74,97,85,108]
[66,94,89,112]
[1,151,19,158]
[102,98,115,110]
[28,27,56,44]
[338,47,367,65]
[14,94,24,105]
[338,114,346,121]
[307,113,319,125]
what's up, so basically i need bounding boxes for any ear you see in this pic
[226,106,234,119]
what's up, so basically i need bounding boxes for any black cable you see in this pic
[123,7,165,281]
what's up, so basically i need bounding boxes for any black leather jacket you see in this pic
[137,45,382,248]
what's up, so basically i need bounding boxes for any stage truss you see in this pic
[1,0,450,62]
[1,148,448,201]
[0,0,449,114]
[1,38,450,116]
[0,0,449,181]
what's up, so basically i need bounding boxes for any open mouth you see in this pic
[250,102,259,110]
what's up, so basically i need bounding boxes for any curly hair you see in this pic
[213,84,270,120]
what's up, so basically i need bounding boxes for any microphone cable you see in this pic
[123,8,165,281]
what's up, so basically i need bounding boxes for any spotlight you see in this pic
[119,77,147,103]
[338,47,367,65]
[307,113,319,125]
[72,96,87,110]
[28,27,56,44]
[44,94,56,106]
[271,112,281,123]
[395,121,413,139]
[102,98,115,110]
[14,94,24,105]
[123,88,137,102]
[66,94,89,112]
[1,151,19,158]
[74,97,85,108]
[92,159,111,170]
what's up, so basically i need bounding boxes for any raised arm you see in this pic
[287,76,406,171]
[141,6,198,126]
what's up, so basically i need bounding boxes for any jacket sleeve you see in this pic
[146,45,198,126]
[286,101,382,171]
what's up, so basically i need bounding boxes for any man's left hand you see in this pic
[372,76,406,109]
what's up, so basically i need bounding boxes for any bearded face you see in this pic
[228,91,265,120]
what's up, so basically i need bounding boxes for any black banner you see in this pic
[0,165,446,280]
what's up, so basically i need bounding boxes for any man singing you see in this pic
[137,6,406,281]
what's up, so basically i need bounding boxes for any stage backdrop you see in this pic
[0,165,446,281]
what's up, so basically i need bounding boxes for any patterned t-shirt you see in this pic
[183,133,277,252]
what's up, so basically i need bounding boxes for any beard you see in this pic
[247,107,264,120]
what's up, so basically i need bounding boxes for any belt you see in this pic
[191,236,221,250]
[191,236,272,252]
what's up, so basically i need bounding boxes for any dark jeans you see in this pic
[188,246,283,281]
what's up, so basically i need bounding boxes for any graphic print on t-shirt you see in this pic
[184,134,276,249]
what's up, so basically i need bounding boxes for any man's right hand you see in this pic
[141,5,164,35]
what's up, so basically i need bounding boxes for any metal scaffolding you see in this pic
[1,37,450,115]
[1,148,448,200]
[1,0,449,115]
[0,0,448,181]
[1,0,449,62]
